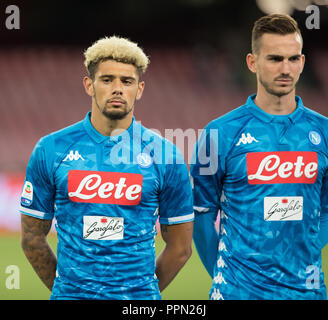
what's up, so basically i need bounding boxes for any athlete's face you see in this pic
[84,60,144,120]
[247,32,305,98]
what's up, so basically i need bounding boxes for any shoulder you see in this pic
[303,106,328,127]
[197,103,250,147]
[31,119,86,174]
[38,119,85,149]
[40,121,85,142]
[204,103,250,132]
[302,106,328,147]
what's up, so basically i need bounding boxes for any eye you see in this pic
[289,56,301,62]
[122,79,134,85]
[269,56,282,62]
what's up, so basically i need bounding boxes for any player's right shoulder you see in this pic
[39,119,85,146]
[204,103,249,131]
[194,103,250,161]
[41,121,85,141]
[31,119,86,172]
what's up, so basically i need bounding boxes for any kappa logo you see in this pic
[236,133,259,146]
[63,150,85,161]
[211,288,224,300]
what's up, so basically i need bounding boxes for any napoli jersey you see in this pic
[191,95,328,300]
[20,112,194,300]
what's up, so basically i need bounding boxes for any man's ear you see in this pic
[246,53,257,74]
[83,76,94,97]
[136,81,145,101]
[300,54,305,74]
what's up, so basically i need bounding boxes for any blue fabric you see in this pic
[20,112,194,300]
[191,95,328,300]
[193,211,219,278]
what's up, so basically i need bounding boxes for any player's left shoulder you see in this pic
[301,105,328,149]
[137,121,164,144]
[302,104,328,127]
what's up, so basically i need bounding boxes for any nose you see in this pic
[111,78,123,95]
[280,59,291,75]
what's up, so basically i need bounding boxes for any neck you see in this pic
[90,106,133,136]
[254,88,297,115]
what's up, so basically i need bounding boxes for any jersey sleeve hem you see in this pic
[194,206,218,215]
[159,212,194,225]
[19,205,53,220]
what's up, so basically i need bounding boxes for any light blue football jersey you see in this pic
[191,95,328,300]
[20,112,194,300]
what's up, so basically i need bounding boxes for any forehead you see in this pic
[96,59,138,78]
[258,32,303,56]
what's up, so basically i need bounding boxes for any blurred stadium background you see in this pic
[0,0,328,299]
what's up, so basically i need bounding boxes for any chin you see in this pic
[102,107,133,120]
[103,111,127,120]
[277,90,294,98]
[268,86,295,98]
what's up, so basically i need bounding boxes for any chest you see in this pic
[53,144,161,206]
[223,123,328,187]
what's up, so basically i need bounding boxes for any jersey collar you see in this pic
[245,94,305,124]
[83,111,135,144]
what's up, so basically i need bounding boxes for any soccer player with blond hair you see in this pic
[20,36,194,300]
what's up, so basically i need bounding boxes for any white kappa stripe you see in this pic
[167,212,194,223]
[193,206,210,213]
[19,206,46,218]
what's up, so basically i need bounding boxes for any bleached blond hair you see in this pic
[84,36,150,79]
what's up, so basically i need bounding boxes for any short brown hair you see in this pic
[252,14,303,54]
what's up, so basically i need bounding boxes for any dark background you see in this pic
[1,0,328,48]
[0,0,327,171]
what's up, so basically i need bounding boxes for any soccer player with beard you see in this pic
[20,36,194,300]
[191,14,328,300]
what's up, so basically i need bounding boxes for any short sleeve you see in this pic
[19,139,55,220]
[158,147,194,225]
[190,126,222,277]
[190,126,222,215]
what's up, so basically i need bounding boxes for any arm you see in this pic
[155,221,193,292]
[21,214,57,291]
[190,125,222,279]
[193,211,219,278]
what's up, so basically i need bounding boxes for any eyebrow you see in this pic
[267,54,302,60]
[99,74,137,81]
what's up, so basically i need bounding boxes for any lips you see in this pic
[107,98,126,106]
[275,78,293,83]
[110,101,124,106]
